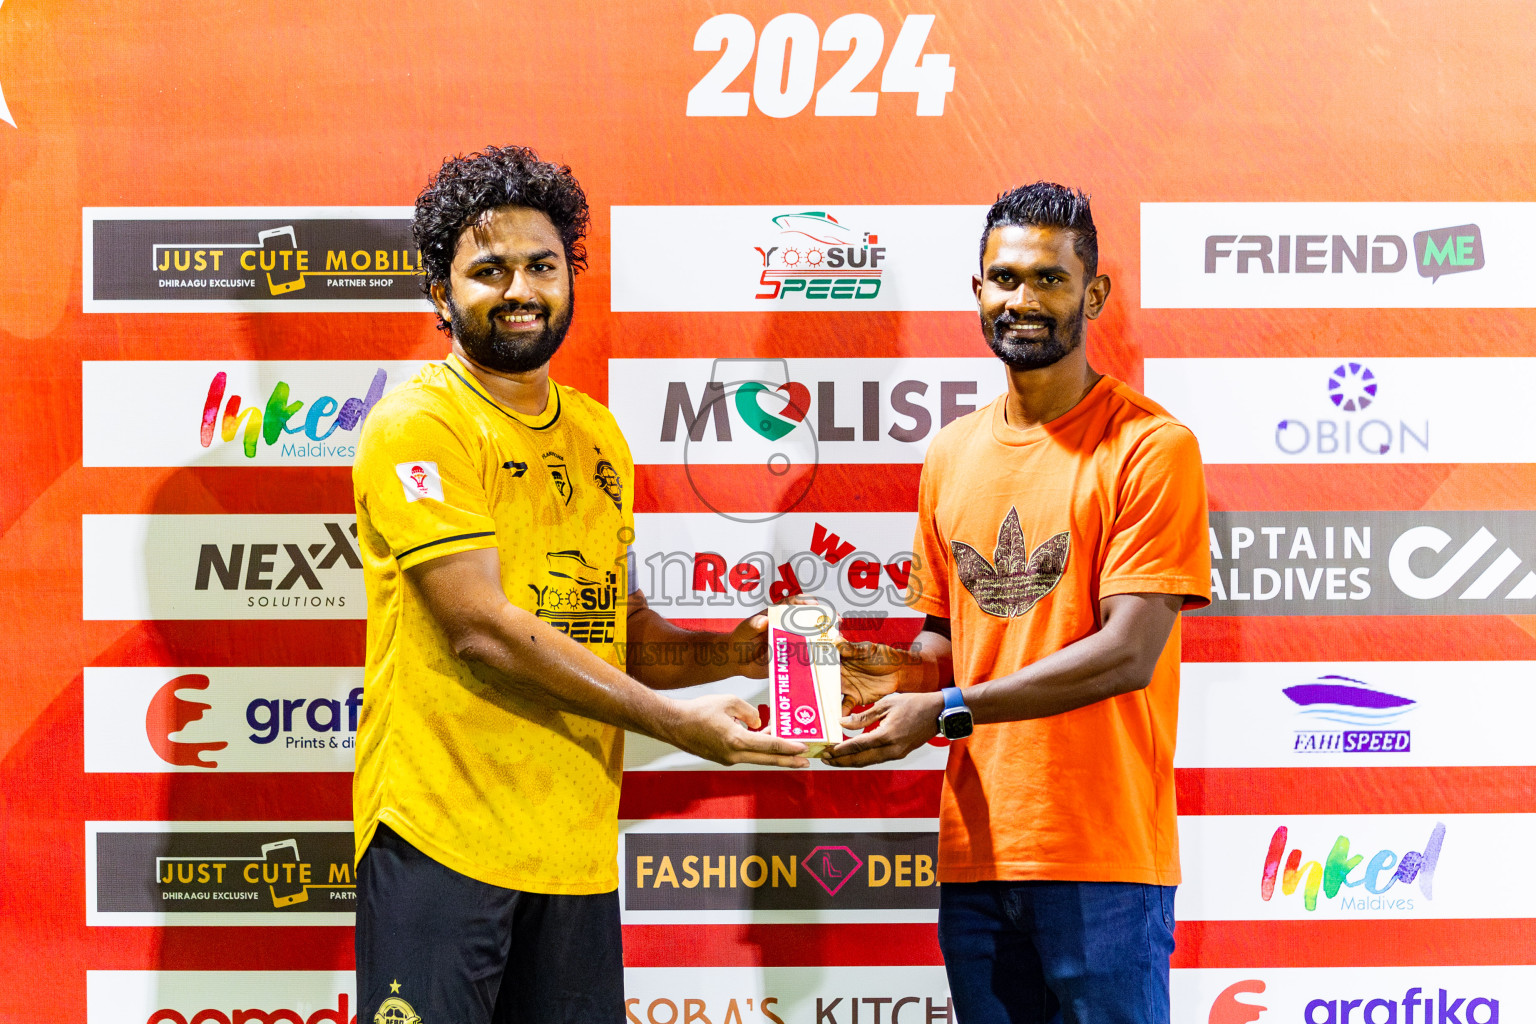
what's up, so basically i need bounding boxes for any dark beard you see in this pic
[448,291,574,373]
[982,301,1085,371]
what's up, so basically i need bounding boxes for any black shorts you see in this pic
[357,824,625,1024]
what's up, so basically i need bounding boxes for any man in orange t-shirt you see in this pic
[829,183,1211,1024]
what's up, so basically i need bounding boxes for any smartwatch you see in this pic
[937,686,974,740]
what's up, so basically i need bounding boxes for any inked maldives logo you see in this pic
[1261,822,1445,912]
[199,368,387,458]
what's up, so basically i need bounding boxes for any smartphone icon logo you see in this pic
[258,226,307,296]
[261,839,310,907]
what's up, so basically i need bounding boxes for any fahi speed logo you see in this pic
[85,668,364,773]
[753,211,885,302]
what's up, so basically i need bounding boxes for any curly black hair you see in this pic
[413,145,590,332]
[980,182,1097,278]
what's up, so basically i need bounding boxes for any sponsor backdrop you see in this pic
[2,1,1533,1020]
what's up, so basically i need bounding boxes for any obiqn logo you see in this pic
[754,212,885,301]
[1210,981,1267,1024]
[146,674,227,768]
[1414,224,1484,282]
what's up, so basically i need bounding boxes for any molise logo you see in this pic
[85,207,432,312]
[1260,822,1445,913]
[623,824,939,919]
[84,667,364,773]
[1286,674,1415,755]
[1140,203,1519,309]
[83,360,423,467]
[611,357,1005,467]
[83,515,368,621]
[753,211,885,302]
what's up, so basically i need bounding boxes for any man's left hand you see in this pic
[823,691,946,767]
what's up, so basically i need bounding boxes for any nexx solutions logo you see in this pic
[1141,203,1530,308]
[84,668,363,773]
[83,515,365,620]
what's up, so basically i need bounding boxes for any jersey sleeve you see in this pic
[1100,423,1213,609]
[905,451,951,618]
[354,397,499,571]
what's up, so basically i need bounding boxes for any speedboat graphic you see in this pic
[1282,675,1415,727]
[770,211,854,246]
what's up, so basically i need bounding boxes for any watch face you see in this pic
[940,709,973,740]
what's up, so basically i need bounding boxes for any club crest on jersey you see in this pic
[394,461,443,503]
[953,507,1069,617]
[593,458,623,510]
[374,980,422,1024]
[543,451,573,506]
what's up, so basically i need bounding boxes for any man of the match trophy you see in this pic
[765,601,844,758]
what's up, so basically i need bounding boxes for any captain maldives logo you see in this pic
[200,367,387,458]
[1261,822,1446,912]
[754,211,886,302]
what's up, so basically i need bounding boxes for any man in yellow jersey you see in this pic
[352,146,808,1024]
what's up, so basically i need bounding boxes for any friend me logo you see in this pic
[1205,224,1483,283]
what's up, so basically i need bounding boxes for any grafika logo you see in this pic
[200,368,387,458]
[1205,224,1484,283]
[1261,822,1446,912]
[753,211,886,301]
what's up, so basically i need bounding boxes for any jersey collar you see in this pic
[443,352,563,432]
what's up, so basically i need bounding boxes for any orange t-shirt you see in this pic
[907,376,1211,886]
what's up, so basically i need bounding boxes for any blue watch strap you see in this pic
[942,686,967,712]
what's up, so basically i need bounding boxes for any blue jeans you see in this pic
[937,881,1176,1024]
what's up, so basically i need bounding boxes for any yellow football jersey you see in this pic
[352,352,634,894]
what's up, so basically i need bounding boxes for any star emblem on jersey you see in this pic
[952,507,1070,617]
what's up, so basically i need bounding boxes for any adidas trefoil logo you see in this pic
[952,507,1069,617]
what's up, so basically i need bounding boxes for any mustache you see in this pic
[488,301,546,319]
[992,311,1055,332]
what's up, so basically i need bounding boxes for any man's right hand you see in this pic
[664,694,809,768]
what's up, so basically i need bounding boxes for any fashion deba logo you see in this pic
[1142,357,1536,465]
[1140,203,1529,308]
[84,667,364,773]
[1261,822,1445,913]
[87,970,357,1024]
[83,360,424,467]
[610,358,1005,466]
[1196,511,1536,616]
[611,205,984,312]
[85,207,433,312]
[752,211,886,302]
[87,823,356,925]
[83,515,366,621]
[621,823,939,921]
